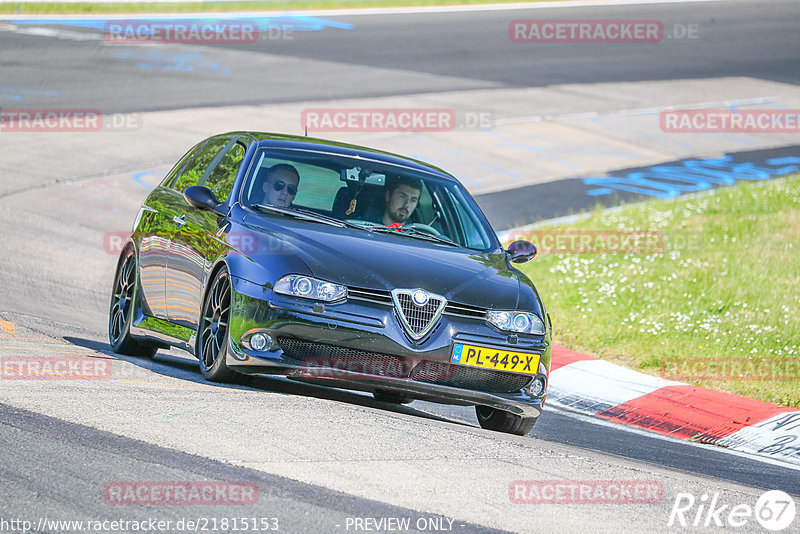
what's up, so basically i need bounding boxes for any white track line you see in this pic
[3,0,733,19]
[548,403,800,472]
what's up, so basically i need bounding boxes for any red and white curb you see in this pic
[547,345,800,466]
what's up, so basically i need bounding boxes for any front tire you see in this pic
[197,267,237,382]
[108,247,158,358]
[475,405,537,435]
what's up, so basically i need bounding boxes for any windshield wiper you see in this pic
[291,208,374,231]
[252,204,370,231]
[369,225,459,247]
[253,204,344,227]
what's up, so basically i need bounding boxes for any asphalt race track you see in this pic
[1,1,800,532]
[3,0,800,112]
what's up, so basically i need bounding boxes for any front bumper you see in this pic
[226,276,551,418]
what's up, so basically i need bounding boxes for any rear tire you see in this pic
[197,267,237,382]
[373,390,414,405]
[108,248,158,358]
[475,405,537,435]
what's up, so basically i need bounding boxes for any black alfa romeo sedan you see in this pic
[109,132,551,435]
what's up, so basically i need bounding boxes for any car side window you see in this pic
[248,157,340,211]
[449,190,490,249]
[202,143,245,202]
[160,141,207,188]
[171,137,232,194]
[414,183,436,224]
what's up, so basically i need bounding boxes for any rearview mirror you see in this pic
[184,186,225,215]
[506,240,537,263]
[365,173,385,185]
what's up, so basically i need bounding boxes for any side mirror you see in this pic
[506,240,537,263]
[184,186,224,215]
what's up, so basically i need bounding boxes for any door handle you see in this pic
[173,215,186,229]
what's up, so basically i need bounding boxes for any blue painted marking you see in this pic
[133,171,158,189]
[493,124,645,160]
[0,87,59,102]
[409,153,481,187]
[413,135,520,185]
[590,115,697,151]
[712,133,756,146]
[559,144,643,160]
[583,154,799,198]
[12,14,353,32]
[586,188,614,196]
[584,174,683,199]
[113,50,230,73]
[0,87,60,96]
[480,129,578,171]
[267,14,352,31]
[766,157,800,175]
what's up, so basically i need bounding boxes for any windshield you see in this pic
[241,147,498,251]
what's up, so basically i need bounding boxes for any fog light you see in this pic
[250,333,271,352]
[529,376,546,397]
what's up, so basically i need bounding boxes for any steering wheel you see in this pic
[407,223,443,236]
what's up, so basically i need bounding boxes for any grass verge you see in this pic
[518,174,800,407]
[1,0,567,15]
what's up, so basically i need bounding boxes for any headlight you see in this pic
[274,275,347,302]
[486,310,545,335]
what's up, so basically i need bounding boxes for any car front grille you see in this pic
[443,301,487,319]
[277,338,411,377]
[410,362,532,394]
[347,285,488,321]
[278,337,532,394]
[395,292,443,338]
[347,286,393,306]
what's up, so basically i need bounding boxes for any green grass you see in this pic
[519,174,800,407]
[0,0,571,15]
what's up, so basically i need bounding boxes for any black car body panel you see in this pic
[113,132,552,432]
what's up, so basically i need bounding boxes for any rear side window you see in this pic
[202,143,245,202]
[160,141,207,188]
[171,137,232,194]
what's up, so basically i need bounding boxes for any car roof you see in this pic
[226,131,457,182]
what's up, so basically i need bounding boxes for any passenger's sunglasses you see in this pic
[270,180,297,195]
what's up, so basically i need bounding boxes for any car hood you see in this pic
[240,213,521,309]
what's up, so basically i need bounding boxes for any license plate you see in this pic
[450,343,540,375]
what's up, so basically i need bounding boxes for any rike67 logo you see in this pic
[668,490,796,531]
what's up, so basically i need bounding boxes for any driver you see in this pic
[381,176,422,226]
[259,164,299,208]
